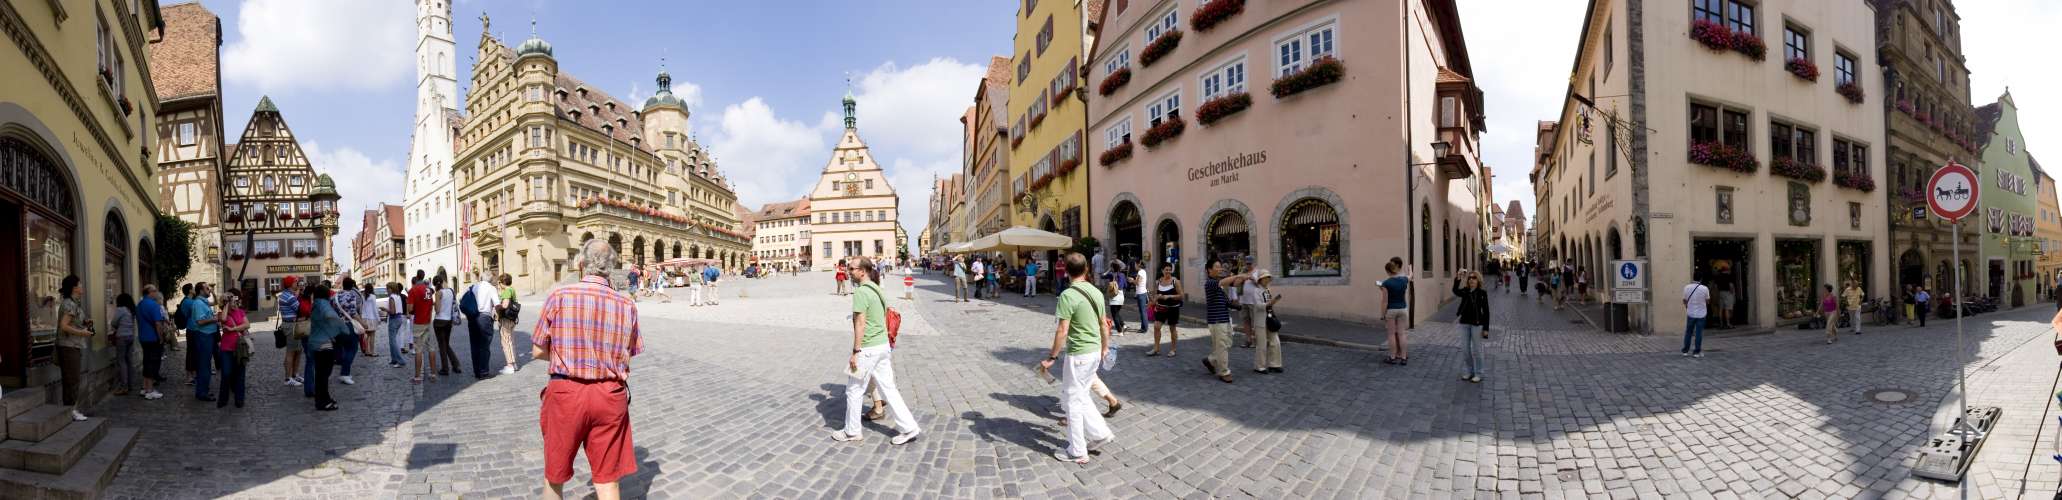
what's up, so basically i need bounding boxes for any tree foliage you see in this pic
[152,213,195,294]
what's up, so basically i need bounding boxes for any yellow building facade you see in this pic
[453,23,747,293]
[2,0,164,405]
[1006,0,1100,240]
[2035,164,2061,298]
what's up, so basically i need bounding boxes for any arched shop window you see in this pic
[7,135,80,361]
[104,212,128,308]
[1279,199,1341,277]
[1205,210,1250,269]
[1419,204,1432,273]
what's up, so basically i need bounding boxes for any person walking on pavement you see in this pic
[1148,263,1185,358]
[464,273,501,379]
[384,283,409,368]
[1905,287,1921,326]
[1681,276,1710,358]
[408,275,439,383]
[1199,261,1237,383]
[830,257,923,445]
[306,284,346,411]
[1903,284,1918,326]
[215,290,250,408]
[180,283,220,402]
[834,259,849,296]
[970,257,987,300]
[496,274,521,375]
[704,265,722,305]
[108,293,137,397]
[1843,281,1865,335]
[136,285,169,400]
[278,276,306,387]
[1453,270,1490,383]
[332,278,366,386]
[534,240,645,500]
[1229,269,1284,374]
[1821,285,1840,345]
[953,256,970,302]
[1103,261,1129,335]
[1042,252,1116,464]
[1132,260,1151,332]
[358,283,381,359]
[1024,258,1041,297]
[432,273,463,376]
[1378,259,1413,365]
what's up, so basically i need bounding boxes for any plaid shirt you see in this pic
[533,275,643,382]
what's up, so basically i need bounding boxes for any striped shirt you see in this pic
[533,275,644,382]
[1204,278,1232,324]
[277,290,300,322]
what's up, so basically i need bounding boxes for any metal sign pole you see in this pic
[1954,220,1969,434]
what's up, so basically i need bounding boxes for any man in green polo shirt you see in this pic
[1040,252,1116,464]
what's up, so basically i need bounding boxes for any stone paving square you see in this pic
[80,273,2062,499]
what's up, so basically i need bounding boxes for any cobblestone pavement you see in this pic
[89,272,2062,498]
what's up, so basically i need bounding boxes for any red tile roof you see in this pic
[146,2,220,102]
[384,204,405,238]
[1974,101,2004,150]
[1436,66,1471,84]
[757,198,811,219]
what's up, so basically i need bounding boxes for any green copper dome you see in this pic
[515,34,554,59]
[642,69,687,112]
[310,174,338,197]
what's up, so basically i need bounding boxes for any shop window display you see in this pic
[1775,239,1821,320]
[1280,199,1341,277]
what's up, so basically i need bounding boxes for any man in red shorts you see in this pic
[532,239,644,499]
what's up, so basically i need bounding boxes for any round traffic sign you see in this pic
[1927,162,1979,222]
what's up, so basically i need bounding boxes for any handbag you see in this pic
[236,335,255,362]
[867,283,900,347]
[273,328,288,349]
[1266,307,1282,332]
[500,299,522,320]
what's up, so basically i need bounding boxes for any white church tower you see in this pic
[402,0,461,281]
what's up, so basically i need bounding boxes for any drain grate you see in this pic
[1865,388,1919,405]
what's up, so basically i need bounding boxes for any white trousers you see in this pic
[1062,352,1114,457]
[1250,309,1280,370]
[1025,276,1037,296]
[706,283,719,303]
[689,285,703,305]
[844,345,918,436]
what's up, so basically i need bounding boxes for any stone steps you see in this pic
[0,417,107,474]
[6,406,71,442]
[0,426,136,500]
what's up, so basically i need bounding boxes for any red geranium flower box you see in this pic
[1190,0,1244,33]
[1836,82,1865,104]
[1098,67,1132,96]
[1270,56,1344,99]
[1688,141,1759,174]
[1140,115,1186,148]
[1099,141,1134,167]
[1771,157,1827,183]
[1785,58,1818,81]
[1140,30,1183,67]
[1835,172,1876,192]
[1195,92,1253,126]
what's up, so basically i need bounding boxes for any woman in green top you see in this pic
[830,257,922,445]
[1040,253,1116,464]
[494,274,519,375]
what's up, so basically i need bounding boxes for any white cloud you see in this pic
[700,58,982,251]
[706,98,834,208]
[1961,1,2062,173]
[1456,0,1588,223]
[222,0,414,92]
[301,142,405,269]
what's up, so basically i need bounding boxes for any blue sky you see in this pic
[194,1,2062,267]
[204,0,1016,267]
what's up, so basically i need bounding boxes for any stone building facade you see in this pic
[2,0,165,408]
[1874,0,1982,295]
[452,22,747,292]
[351,203,406,287]
[402,0,461,283]
[1536,0,1888,333]
[1085,0,1488,324]
[1973,92,2040,306]
[751,198,811,272]
[219,97,342,318]
[146,1,225,287]
[807,94,902,265]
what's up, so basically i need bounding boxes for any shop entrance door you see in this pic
[1988,259,2005,300]
[0,200,22,381]
[1693,238,1753,329]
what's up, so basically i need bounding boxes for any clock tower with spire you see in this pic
[808,92,904,261]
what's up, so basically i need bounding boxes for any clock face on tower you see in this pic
[845,172,861,195]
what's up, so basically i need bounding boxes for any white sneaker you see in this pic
[500,365,516,375]
[70,410,89,421]
[285,378,303,387]
[892,429,922,445]
[340,376,356,385]
[1088,436,1114,452]
[144,391,163,400]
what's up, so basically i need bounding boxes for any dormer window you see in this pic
[605,102,615,112]
[589,105,599,116]
[616,118,627,129]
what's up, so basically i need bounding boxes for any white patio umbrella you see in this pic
[964,226,1074,253]
[940,241,977,254]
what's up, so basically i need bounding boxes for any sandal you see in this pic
[1145,350,1161,357]
[411,377,422,385]
[867,403,887,421]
